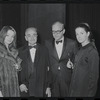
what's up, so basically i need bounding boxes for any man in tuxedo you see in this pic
[45,21,78,97]
[18,27,49,97]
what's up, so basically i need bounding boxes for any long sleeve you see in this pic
[88,49,99,96]
[44,41,53,88]
[18,48,25,85]
[72,41,78,63]
[0,58,3,91]
[18,54,26,85]
[45,47,52,88]
[18,46,30,87]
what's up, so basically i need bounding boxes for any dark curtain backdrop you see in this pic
[0,4,100,52]
[21,4,66,45]
[67,4,100,53]
[0,4,66,47]
[0,3,100,97]
[1,4,21,47]
[0,4,2,30]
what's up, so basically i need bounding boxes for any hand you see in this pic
[14,63,22,71]
[46,87,51,97]
[0,91,3,97]
[20,84,28,93]
[67,59,73,69]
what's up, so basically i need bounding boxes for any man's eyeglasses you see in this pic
[52,29,63,34]
[26,34,38,37]
[33,34,38,37]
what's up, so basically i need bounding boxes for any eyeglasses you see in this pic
[33,34,38,37]
[26,34,38,37]
[52,29,63,34]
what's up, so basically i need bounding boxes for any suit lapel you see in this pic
[60,37,67,60]
[33,44,40,68]
[25,46,33,78]
[52,39,59,61]
[21,46,31,80]
[27,47,33,63]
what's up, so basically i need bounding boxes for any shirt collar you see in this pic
[55,36,64,43]
[28,43,37,46]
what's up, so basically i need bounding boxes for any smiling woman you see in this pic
[4,30,15,46]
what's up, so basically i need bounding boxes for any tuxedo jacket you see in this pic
[18,43,49,97]
[45,37,78,87]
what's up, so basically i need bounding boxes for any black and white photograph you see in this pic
[0,1,99,99]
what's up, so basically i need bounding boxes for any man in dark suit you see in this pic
[45,21,78,97]
[18,27,49,97]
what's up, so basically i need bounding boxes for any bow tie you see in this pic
[29,45,37,49]
[56,40,62,44]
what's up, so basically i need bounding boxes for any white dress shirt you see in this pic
[55,37,64,59]
[29,44,37,63]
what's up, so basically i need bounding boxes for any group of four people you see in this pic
[0,21,99,97]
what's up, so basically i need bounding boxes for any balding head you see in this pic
[52,21,64,30]
[25,27,38,46]
[52,21,65,41]
[25,27,37,36]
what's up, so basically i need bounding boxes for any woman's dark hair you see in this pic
[0,26,17,49]
[75,23,94,42]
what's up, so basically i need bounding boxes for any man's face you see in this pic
[52,24,65,41]
[25,29,38,45]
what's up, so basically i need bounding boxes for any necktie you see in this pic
[29,45,37,49]
[56,40,62,44]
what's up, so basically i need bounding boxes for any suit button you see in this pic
[58,66,60,70]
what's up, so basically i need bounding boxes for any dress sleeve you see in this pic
[88,49,99,96]
[73,41,78,56]
[71,41,79,63]
[0,56,3,91]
